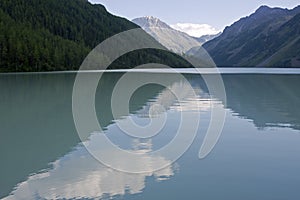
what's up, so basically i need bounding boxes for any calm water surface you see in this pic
[1,72,300,200]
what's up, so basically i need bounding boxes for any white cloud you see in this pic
[171,23,220,37]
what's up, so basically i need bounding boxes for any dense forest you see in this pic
[0,0,190,72]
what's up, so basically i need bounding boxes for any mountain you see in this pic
[0,0,191,72]
[203,5,300,67]
[194,33,222,44]
[186,32,222,58]
[132,16,201,54]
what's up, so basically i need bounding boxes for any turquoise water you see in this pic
[1,72,300,199]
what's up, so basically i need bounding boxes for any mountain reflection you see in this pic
[1,72,211,200]
[1,72,300,200]
[136,80,211,118]
[221,74,300,130]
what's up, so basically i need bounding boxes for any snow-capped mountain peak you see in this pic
[133,16,171,29]
[132,17,201,54]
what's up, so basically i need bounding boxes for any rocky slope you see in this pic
[132,16,201,54]
[203,5,300,67]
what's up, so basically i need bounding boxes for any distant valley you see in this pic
[132,16,220,54]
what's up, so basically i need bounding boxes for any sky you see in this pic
[89,0,299,37]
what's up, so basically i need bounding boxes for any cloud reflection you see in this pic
[4,134,175,200]
[4,77,219,200]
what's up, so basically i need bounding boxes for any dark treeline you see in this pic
[0,0,190,72]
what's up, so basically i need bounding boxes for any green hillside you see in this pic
[0,0,190,72]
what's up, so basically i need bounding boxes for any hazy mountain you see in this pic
[202,5,300,67]
[186,32,222,59]
[193,33,222,43]
[132,16,201,54]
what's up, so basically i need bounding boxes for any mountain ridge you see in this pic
[203,5,300,67]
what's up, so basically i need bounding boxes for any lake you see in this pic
[1,70,300,200]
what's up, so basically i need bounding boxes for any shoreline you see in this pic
[1,67,300,75]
